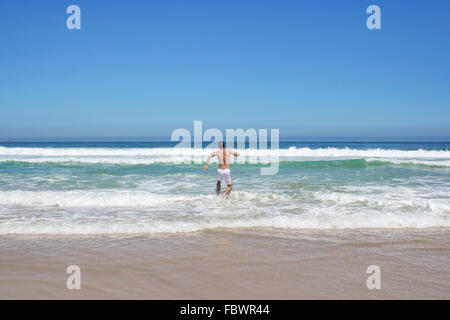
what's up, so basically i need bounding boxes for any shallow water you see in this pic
[0,141,449,234]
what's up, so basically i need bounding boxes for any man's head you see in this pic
[219,141,225,149]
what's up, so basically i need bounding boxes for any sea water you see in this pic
[0,141,449,234]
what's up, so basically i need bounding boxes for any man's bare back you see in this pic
[215,148,233,169]
[203,141,239,198]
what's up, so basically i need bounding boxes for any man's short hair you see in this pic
[219,141,225,148]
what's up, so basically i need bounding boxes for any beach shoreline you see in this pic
[1,227,449,299]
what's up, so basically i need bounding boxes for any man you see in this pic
[203,141,240,198]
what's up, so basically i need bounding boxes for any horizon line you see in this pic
[1,136,450,143]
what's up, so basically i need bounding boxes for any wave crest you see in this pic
[0,146,449,166]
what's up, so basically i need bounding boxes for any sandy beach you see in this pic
[1,228,449,299]
[2,0,450,303]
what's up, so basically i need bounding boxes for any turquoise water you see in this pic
[0,142,449,234]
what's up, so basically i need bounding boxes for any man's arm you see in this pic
[233,150,240,157]
[204,152,216,171]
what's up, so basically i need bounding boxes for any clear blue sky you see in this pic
[0,0,449,140]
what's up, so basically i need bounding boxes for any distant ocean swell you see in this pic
[1,158,449,169]
[0,146,450,167]
[1,146,450,157]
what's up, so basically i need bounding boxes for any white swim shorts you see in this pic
[216,168,232,185]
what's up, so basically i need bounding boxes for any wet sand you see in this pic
[1,228,449,299]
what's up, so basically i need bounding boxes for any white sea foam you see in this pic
[0,146,449,157]
[0,146,449,165]
[1,146,449,234]
[0,210,449,235]
[0,190,195,207]
[0,188,448,234]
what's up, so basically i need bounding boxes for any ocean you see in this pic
[1,141,449,235]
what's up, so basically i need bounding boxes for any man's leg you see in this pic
[221,184,232,198]
[216,180,221,194]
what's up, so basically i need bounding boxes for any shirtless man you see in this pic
[203,141,240,198]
